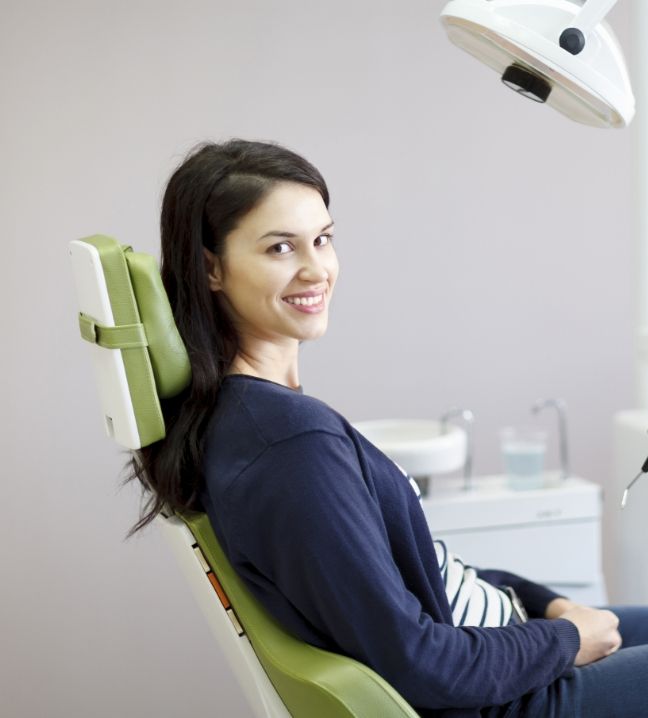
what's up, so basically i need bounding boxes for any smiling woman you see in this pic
[128,139,335,534]
[203,181,339,372]
[125,138,648,718]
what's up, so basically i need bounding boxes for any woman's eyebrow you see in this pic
[257,221,335,241]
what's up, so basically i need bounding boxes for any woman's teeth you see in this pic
[284,294,323,306]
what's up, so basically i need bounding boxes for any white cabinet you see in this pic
[419,475,607,606]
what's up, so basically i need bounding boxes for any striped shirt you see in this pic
[405,473,514,627]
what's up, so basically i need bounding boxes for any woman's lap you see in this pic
[611,605,648,647]
[485,606,648,718]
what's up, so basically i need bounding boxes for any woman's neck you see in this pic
[227,344,300,390]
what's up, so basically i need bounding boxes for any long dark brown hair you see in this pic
[125,139,330,536]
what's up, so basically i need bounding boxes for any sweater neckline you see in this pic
[224,374,304,394]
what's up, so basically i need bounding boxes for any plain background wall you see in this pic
[1,1,638,716]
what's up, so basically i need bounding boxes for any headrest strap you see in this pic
[78,313,148,350]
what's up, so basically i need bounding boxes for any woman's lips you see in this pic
[285,301,325,314]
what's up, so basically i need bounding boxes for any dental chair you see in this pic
[69,234,420,718]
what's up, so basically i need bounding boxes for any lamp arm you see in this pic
[569,0,620,37]
[559,0,620,54]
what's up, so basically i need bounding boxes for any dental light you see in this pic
[440,0,635,128]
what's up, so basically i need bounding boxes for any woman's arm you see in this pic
[475,567,567,618]
[222,430,580,711]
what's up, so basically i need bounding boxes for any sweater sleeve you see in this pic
[225,430,580,711]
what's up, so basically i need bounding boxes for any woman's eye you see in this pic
[315,234,333,247]
[269,242,292,255]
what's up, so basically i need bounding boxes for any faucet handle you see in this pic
[439,407,475,489]
[440,407,474,431]
[530,398,570,480]
[531,397,567,415]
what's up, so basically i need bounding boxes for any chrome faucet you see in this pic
[531,398,570,480]
[440,408,475,490]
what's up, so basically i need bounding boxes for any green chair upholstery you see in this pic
[70,234,420,718]
[181,511,420,718]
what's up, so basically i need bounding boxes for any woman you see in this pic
[132,139,648,717]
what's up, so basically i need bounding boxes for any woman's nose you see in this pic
[298,252,329,282]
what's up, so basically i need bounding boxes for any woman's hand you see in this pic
[544,597,579,619]
[545,598,622,666]
[560,605,622,666]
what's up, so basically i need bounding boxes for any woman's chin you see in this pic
[296,321,328,342]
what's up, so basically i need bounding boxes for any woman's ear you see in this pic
[203,248,223,292]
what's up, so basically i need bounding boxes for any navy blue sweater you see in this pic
[200,376,580,716]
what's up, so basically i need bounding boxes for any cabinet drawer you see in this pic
[432,519,602,585]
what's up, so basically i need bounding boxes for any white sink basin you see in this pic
[352,419,467,477]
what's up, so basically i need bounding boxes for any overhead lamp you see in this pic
[440,0,635,128]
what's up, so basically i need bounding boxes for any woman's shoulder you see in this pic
[211,374,348,448]
[202,375,353,499]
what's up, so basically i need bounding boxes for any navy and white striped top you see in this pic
[403,472,513,627]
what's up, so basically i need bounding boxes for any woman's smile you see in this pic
[282,287,327,313]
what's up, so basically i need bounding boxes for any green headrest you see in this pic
[76,234,191,446]
[123,250,191,399]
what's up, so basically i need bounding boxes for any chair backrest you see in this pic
[69,234,420,718]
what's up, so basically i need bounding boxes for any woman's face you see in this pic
[207,181,339,346]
